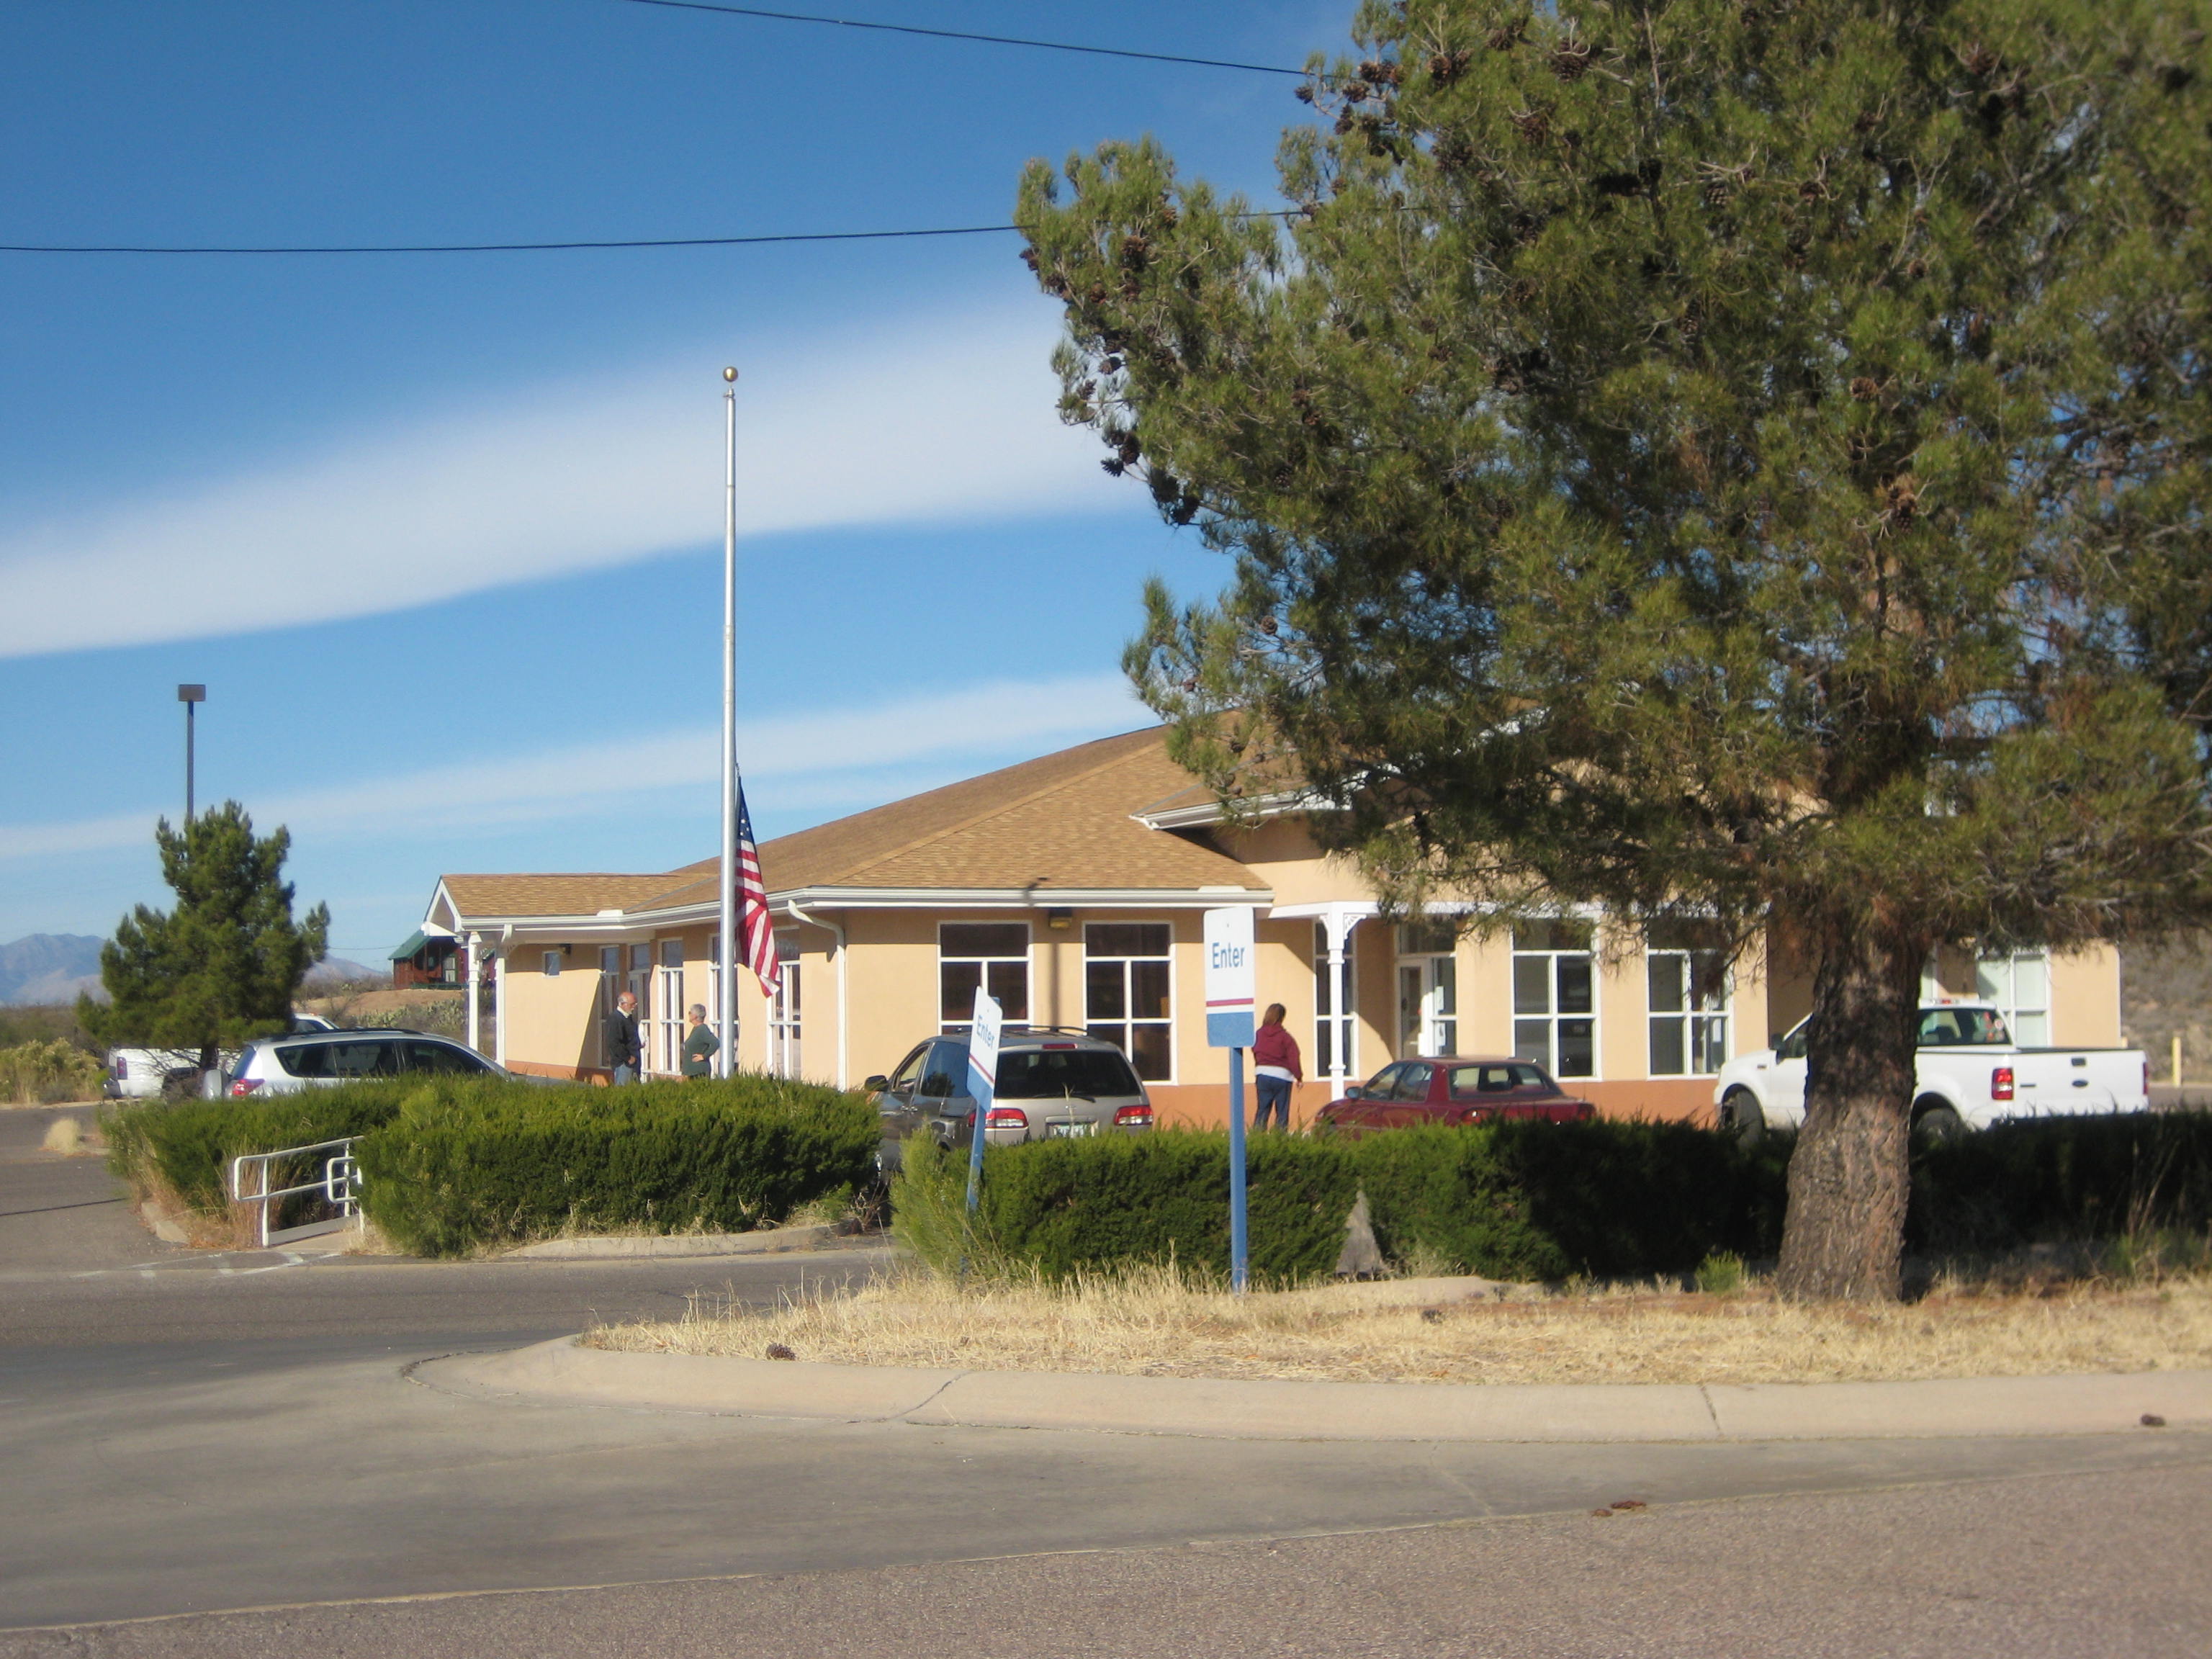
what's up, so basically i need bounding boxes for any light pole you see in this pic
[176,684,206,822]
[718,367,739,1080]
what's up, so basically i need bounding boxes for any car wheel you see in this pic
[1912,1101,1964,1144]
[1722,1087,1766,1150]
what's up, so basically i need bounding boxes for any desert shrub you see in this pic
[0,1039,106,1104]
[102,1084,410,1215]
[897,1120,1789,1285]
[1909,1109,2212,1255]
[356,1075,878,1256]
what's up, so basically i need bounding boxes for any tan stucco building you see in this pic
[415,728,2124,1125]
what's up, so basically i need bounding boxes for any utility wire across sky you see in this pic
[613,0,1309,77]
[0,8,1322,256]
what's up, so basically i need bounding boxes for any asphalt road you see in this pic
[5,1103,2210,1657]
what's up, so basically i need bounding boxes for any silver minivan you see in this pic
[866,1026,1154,1171]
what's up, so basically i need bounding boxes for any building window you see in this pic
[767,935,801,1079]
[542,950,561,977]
[1313,922,1357,1081]
[705,932,723,1051]
[1395,920,1459,1057]
[1974,950,2049,1046]
[1084,922,1172,1081]
[1646,921,1730,1076]
[1512,920,1596,1078]
[652,939,685,1076]
[940,922,1029,1033]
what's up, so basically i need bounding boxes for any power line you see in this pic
[0,210,1303,258]
[613,0,1308,76]
[0,223,1022,256]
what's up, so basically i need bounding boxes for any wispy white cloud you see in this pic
[0,302,1115,660]
[0,673,1149,861]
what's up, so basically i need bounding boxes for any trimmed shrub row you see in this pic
[894,1120,1788,1285]
[896,1110,2212,1285]
[1910,1110,2212,1254]
[356,1076,878,1256]
[104,1074,876,1257]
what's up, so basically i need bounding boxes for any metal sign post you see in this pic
[1204,907,1257,1292]
[964,987,1004,1215]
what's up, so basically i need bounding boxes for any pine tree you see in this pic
[1017,0,2212,1297]
[81,804,330,1078]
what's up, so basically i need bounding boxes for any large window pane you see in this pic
[1084,961,1126,1019]
[1513,1019,1552,1066]
[1556,1019,1596,1077]
[940,960,981,1022]
[943,923,1029,958]
[1649,1017,1686,1077]
[1513,956,1552,1015]
[1555,957,1593,1015]
[1647,955,1684,1014]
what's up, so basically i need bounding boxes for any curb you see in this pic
[421,1336,2212,1443]
[500,1223,881,1261]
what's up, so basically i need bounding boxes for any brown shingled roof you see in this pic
[439,873,678,920]
[433,728,1265,924]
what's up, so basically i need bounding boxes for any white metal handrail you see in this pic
[229,1136,361,1248]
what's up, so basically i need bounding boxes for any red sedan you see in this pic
[1313,1056,1595,1136]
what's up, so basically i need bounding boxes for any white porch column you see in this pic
[493,950,508,1069]
[464,932,482,1055]
[1325,907,1360,1092]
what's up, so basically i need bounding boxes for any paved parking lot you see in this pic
[4,1103,2208,1656]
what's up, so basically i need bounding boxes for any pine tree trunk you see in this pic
[1776,925,1925,1300]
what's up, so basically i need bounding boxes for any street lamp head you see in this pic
[176,684,206,703]
[721,366,738,383]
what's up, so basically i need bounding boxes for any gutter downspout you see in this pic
[783,902,847,1089]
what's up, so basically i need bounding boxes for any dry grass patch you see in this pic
[590,1263,2212,1386]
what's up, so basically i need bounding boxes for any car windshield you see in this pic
[994,1048,1142,1100]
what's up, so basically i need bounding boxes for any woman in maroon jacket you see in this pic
[1250,1003,1303,1130]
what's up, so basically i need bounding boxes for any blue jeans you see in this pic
[611,1064,638,1085]
[1253,1073,1292,1130]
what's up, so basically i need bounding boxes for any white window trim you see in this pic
[1082,919,1178,1086]
[1509,922,1604,1082]
[938,920,1033,1034]
[1643,938,1733,1078]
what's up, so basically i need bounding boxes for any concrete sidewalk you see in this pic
[423,1336,2212,1444]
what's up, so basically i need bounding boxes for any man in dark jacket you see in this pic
[605,989,643,1084]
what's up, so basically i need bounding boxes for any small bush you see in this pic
[1910,1109,2212,1255]
[1,1039,107,1105]
[899,1120,1788,1286]
[356,1075,878,1257]
[103,1084,411,1217]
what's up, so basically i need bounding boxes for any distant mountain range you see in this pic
[0,934,382,1007]
[0,934,103,1006]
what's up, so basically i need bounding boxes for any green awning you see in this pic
[390,929,429,962]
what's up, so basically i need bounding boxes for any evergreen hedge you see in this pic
[1910,1110,2212,1255]
[104,1084,410,1217]
[896,1120,1788,1285]
[354,1076,878,1256]
[896,1112,2212,1286]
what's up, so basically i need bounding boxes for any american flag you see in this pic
[736,785,780,998]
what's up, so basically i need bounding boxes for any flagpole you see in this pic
[718,366,739,1079]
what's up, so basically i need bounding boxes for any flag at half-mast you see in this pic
[736,784,780,998]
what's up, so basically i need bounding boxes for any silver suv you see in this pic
[225,1028,511,1095]
[866,1026,1155,1171]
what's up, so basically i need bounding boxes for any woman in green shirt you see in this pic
[681,1004,717,1079]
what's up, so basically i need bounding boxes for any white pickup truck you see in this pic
[1714,1002,2149,1143]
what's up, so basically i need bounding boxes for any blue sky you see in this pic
[0,0,1349,964]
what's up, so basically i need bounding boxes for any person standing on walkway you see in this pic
[1251,1003,1302,1130]
[605,989,643,1085]
[681,1004,716,1079]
